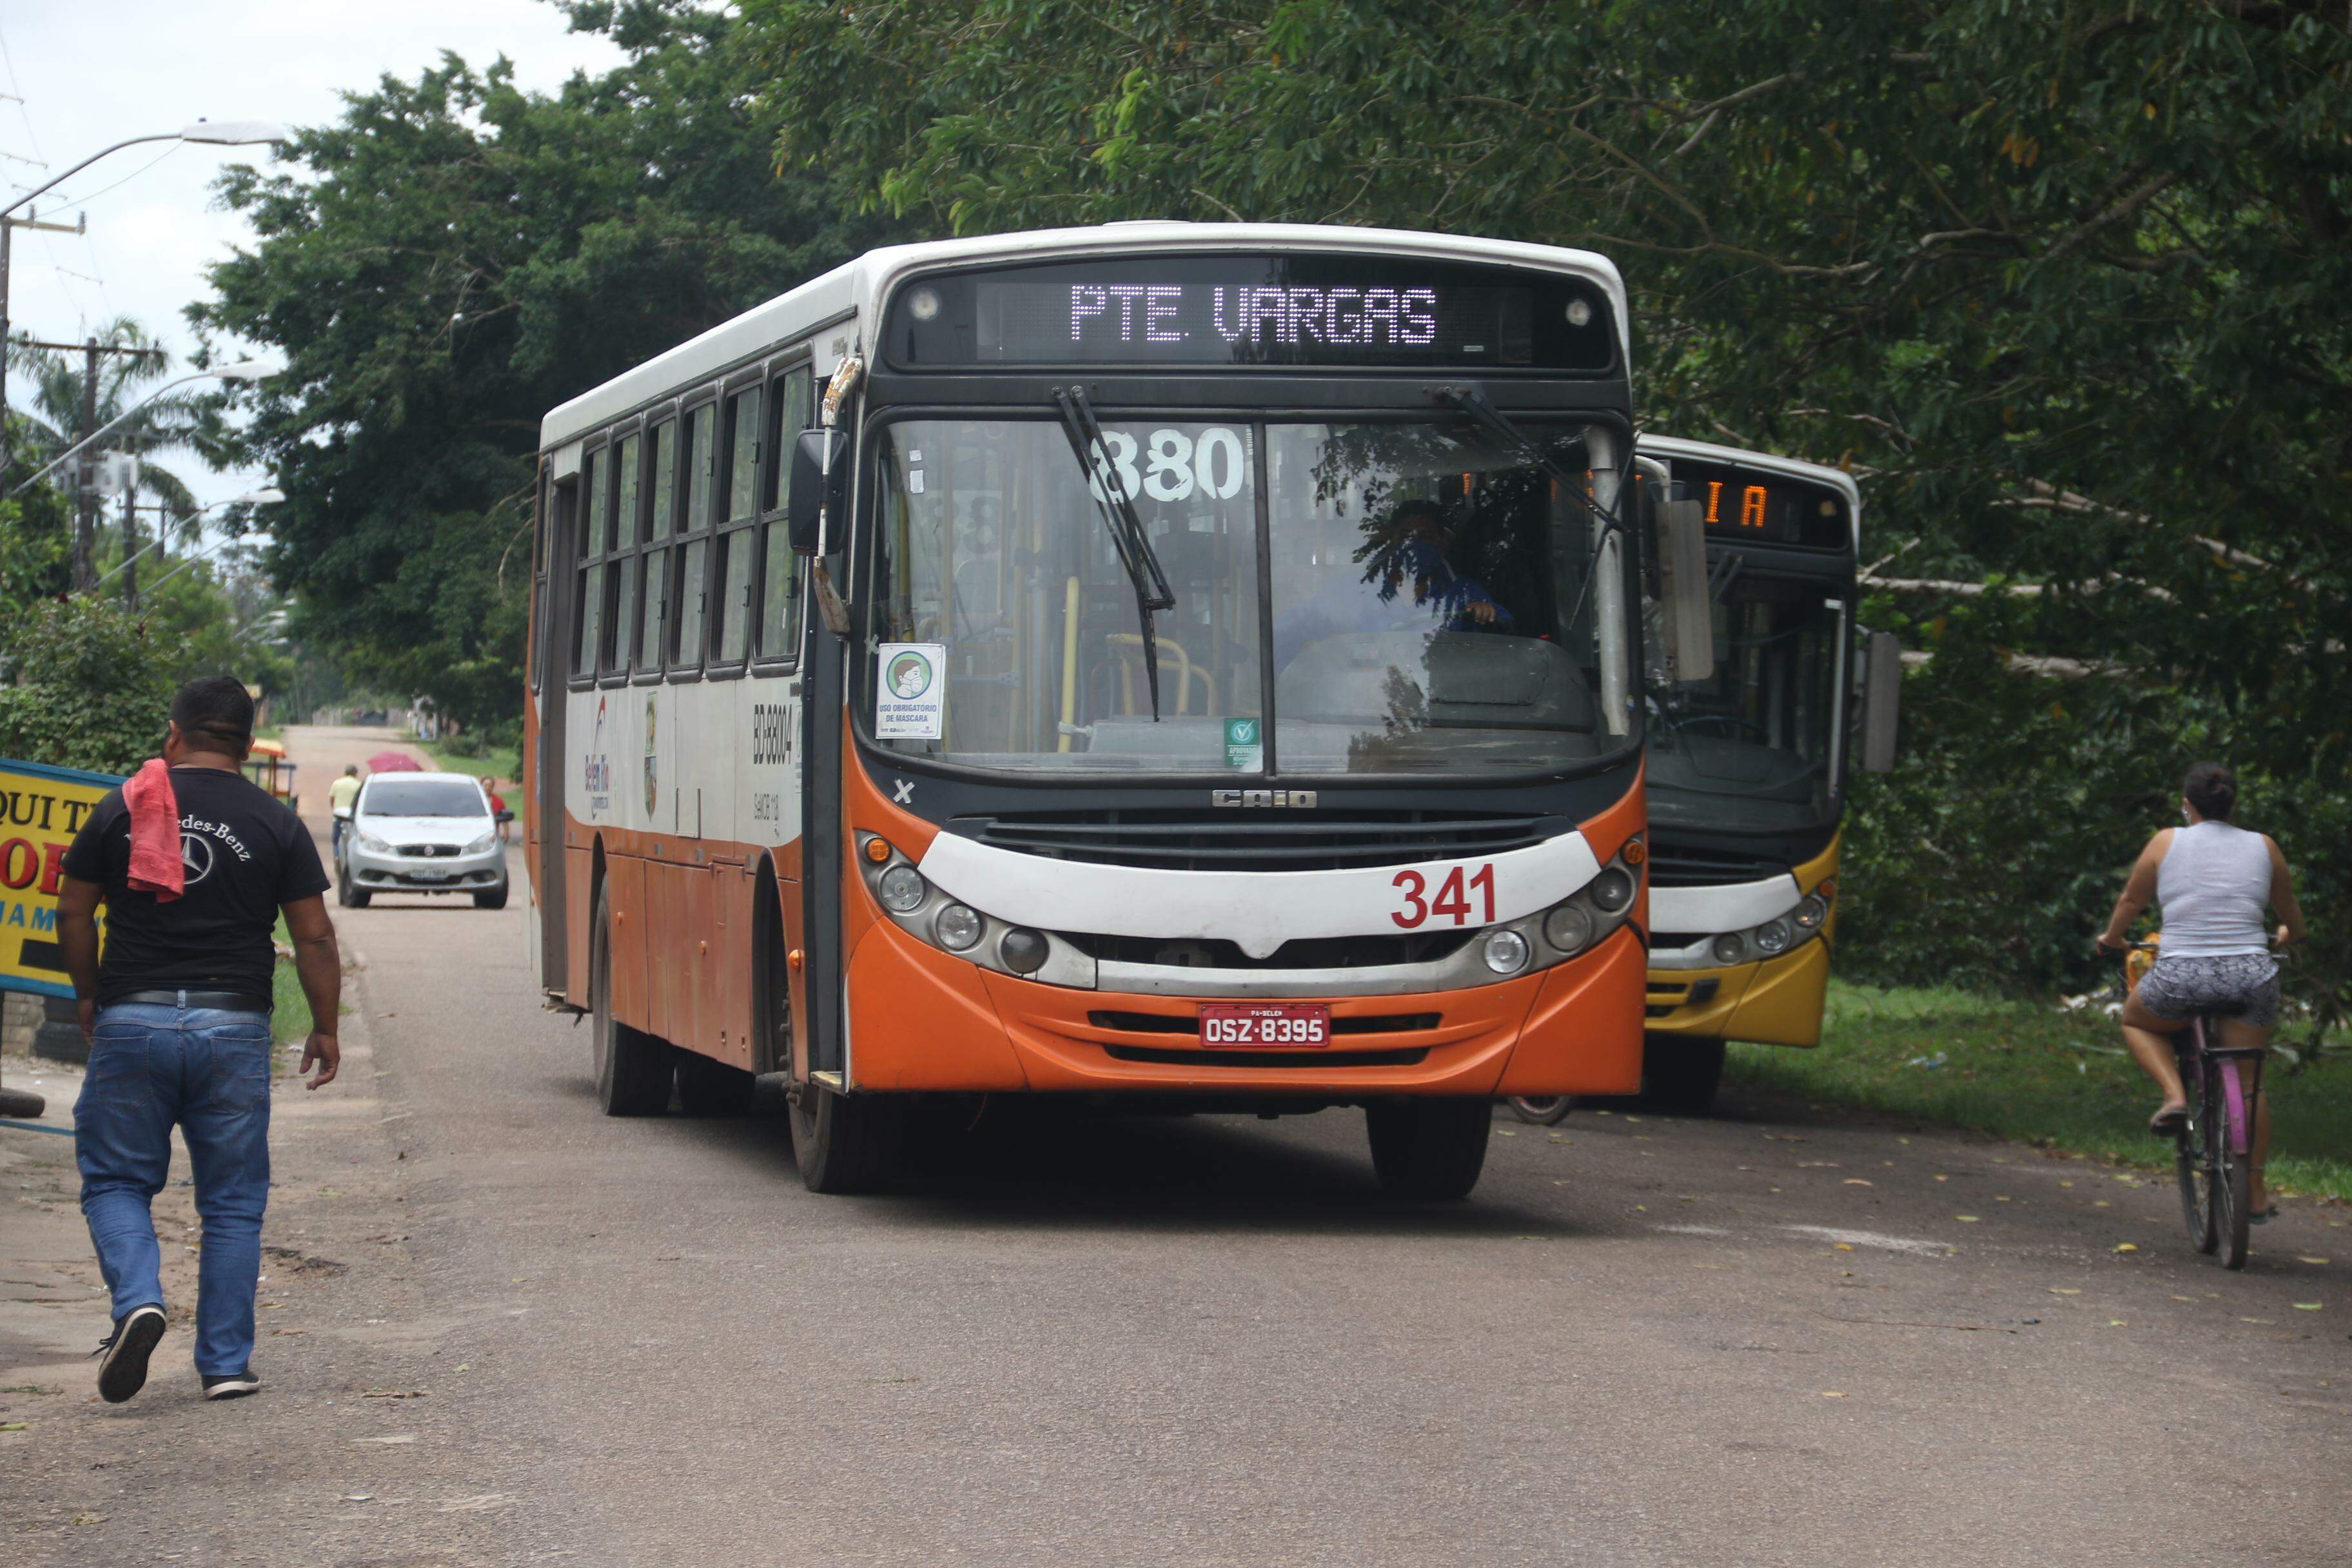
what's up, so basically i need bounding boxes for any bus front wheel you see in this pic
[791,1083,904,1195]
[1365,1099,1491,1200]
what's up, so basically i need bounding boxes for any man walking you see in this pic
[328,763,362,855]
[56,676,342,1404]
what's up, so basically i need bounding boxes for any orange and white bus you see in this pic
[523,224,1705,1196]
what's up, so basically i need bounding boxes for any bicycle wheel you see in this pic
[2211,1054,2252,1270]
[2174,1032,2217,1254]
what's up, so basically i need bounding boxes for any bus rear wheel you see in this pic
[676,1052,756,1117]
[1365,1099,1492,1199]
[591,885,673,1117]
[1643,1035,1726,1112]
[790,1082,904,1194]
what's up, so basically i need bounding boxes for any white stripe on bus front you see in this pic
[916,828,1604,961]
[1649,874,1801,936]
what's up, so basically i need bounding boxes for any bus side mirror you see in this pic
[788,427,849,554]
[1858,629,1901,772]
[1658,498,1714,683]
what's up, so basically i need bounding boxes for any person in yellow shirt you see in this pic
[327,766,362,854]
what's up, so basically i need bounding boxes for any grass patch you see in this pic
[1729,980,2352,1202]
[270,916,312,1046]
[417,741,518,786]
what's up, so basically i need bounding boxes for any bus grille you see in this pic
[1063,930,1475,970]
[1646,845,1788,887]
[962,809,1553,872]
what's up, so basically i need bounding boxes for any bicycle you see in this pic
[2123,939,2265,1269]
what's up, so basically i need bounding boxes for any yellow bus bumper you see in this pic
[1643,937,1831,1048]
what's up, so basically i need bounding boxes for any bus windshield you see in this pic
[864,416,1631,776]
[1645,572,1844,832]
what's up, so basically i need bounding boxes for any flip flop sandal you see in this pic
[2148,1106,2190,1135]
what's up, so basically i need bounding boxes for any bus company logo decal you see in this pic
[642,696,658,816]
[582,694,612,812]
[1210,789,1318,808]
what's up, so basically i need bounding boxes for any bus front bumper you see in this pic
[839,916,1648,1099]
[1643,938,1829,1048]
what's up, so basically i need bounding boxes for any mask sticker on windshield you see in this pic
[876,643,946,740]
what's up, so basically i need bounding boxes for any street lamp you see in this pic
[93,485,282,589]
[6,360,279,499]
[3,119,289,220]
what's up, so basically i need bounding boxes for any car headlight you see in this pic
[934,902,983,951]
[356,834,389,854]
[463,832,497,855]
[877,864,927,913]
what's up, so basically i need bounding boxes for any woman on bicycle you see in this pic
[2097,762,2304,1218]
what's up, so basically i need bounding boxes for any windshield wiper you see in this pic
[1054,386,1176,720]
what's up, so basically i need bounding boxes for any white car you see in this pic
[336,771,511,910]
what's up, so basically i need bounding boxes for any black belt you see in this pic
[113,989,272,1014]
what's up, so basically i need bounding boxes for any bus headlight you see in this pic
[1793,893,1829,931]
[999,927,1048,974]
[877,864,927,912]
[1754,917,1794,956]
[934,902,983,951]
[1589,867,1635,914]
[1482,929,1530,974]
[1712,933,1746,965]
[1543,903,1594,956]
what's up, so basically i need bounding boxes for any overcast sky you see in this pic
[1,0,625,518]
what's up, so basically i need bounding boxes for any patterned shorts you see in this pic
[2137,954,2280,1028]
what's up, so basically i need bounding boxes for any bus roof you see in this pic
[539,222,1630,451]
[1635,433,1862,550]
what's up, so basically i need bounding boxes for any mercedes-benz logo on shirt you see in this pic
[181,831,215,886]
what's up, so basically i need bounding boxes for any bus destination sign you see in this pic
[1670,458,1851,551]
[882,256,1616,372]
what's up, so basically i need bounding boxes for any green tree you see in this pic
[0,596,188,774]
[748,0,2352,1037]
[193,0,903,732]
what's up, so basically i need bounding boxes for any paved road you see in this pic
[6,724,2348,1566]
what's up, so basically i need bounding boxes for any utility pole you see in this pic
[119,433,141,609]
[0,207,88,467]
[17,333,159,591]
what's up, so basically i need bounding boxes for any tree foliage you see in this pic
[748,0,2352,1034]
[193,1,903,731]
[0,596,189,774]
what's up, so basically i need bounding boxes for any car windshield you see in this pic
[363,779,487,818]
[863,416,1631,776]
[1646,571,1845,832]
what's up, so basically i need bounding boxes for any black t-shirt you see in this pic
[62,767,331,1008]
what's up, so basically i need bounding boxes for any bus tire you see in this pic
[1642,1036,1726,1112]
[1365,1098,1491,1200]
[676,1052,756,1117]
[592,885,672,1117]
[791,1083,903,1195]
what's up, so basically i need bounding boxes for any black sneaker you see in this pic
[201,1370,262,1401]
[92,1304,167,1404]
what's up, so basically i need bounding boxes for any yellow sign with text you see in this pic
[0,756,120,999]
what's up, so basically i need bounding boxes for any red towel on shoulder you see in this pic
[123,758,183,903]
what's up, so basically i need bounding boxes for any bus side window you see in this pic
[638,418,675,673]
[713,384,761,668]
[573,444,608,680]
[756,364,815,667]
[671,400,716,674]
[606,430,641,676]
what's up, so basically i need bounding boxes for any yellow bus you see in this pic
[1627,436,1896,1108]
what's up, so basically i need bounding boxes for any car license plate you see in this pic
[1198,1003,1331,1048]
[409,871,453,883]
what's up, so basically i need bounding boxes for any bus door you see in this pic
[536,457,580,996]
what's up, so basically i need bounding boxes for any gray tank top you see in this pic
[2156,821,2273,958]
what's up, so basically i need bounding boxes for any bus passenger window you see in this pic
[756,366,814,665]
[716,386,761,665]
[672,403,714,667]
[574,446,607,678]
[609,433,640,674]
[638,419,674,670]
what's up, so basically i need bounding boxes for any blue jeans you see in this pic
[75,1001,273,1377]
